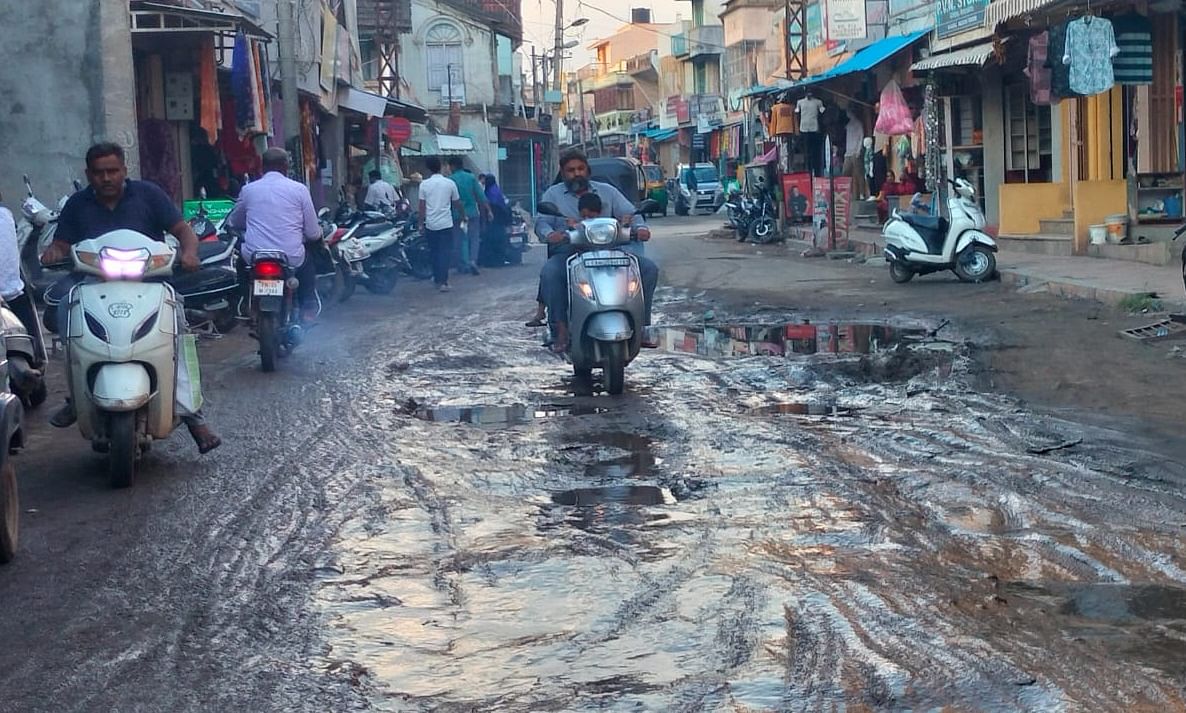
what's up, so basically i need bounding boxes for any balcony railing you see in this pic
[671,33,688,57]
[625,51,657,75]
[593,109,635,135]
[687,25,723,58]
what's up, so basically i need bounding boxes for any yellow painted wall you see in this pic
[998,183,1070,234]
[1072,179,1127,253]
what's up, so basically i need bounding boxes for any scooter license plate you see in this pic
[253,280,284,296]
[583,256,633,268]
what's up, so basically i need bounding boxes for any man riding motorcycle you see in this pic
[39,142,222,453]
[533,149,660,353]
[225,147,322,324]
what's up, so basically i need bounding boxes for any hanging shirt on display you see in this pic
[1046,22,1077,98]
[1062,16,1120,96]
[1026,31,1056,105]
[844,114,864,156]
[771,102,798,135]
[796,97,825,133]
[1111,14,1153,85]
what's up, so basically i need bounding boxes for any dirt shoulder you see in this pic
[651,227,1186,439]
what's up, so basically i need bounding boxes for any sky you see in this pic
[518,0,683,68]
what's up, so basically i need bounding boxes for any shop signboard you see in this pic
[782,172,813,221]
[810,176,853,250]
[182,199,236,224]
[806,3,824,48]
[826,0,867,41]
[935,0,987,38]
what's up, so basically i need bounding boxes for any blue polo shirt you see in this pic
[55,180,183,244]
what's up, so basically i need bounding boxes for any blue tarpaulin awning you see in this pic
[643,128,678,142]
[746,29,931,97]
[802,29,931,85]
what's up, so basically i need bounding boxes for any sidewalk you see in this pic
[842,226,1186,311]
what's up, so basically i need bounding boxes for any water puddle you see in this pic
[1004,581,1186,624]
[551,485,674,507]
[411,402,612,425]
[656,321,929,358]
[751,403,859,417]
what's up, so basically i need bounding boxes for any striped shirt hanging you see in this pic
[1111,13,1153,85]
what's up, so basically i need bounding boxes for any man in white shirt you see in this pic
[226,147,323,321]
[364,170,399,210]
[418,156,463,292]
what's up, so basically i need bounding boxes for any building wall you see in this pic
[590,24,674,66]
[0,0,137,207]
[722,4,781,46]
[401,0,498,108]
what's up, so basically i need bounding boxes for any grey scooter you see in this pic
[538,201,656,395]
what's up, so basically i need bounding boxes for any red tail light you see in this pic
[253,261,284,279]
[329,228,347,245]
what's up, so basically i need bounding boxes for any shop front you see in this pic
[981,0,1183,258]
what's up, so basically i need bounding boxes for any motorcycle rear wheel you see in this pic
[108,411,137,489]
[749,217,776,244]
[258,313,278,372]
[0,460,18,563]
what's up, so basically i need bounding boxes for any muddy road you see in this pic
[4,219,1186,712]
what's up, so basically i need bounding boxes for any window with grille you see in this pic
[426,22,464,93]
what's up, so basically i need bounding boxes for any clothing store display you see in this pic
[1026,31,1056,105]
[1063,16,1120,96]
[863,137,875,181]
[1046,22,1076,98]
[845,112,863,157]
[911,115,925,159]
[803,132,825,176]
[796,96,825,133]
[870,150,888,198]
[138,119,182,203]
[772,102,798,135]
[874,80,913,135]
[843,150,869,199]
[199,38,221,143]
[1111,13,1153,85]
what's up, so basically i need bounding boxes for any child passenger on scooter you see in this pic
[525,192,605,327]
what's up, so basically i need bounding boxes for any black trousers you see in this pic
[424,228,454,286]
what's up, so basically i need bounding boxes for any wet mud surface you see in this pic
[311,297,1186,711]
[4,233,1186,712]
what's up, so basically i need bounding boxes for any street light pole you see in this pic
[550,0,565,173]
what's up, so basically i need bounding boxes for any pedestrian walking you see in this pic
[418,156,463,292]
[447,156,490,275]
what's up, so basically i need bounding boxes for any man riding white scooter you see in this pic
[39,142,222,454]
[534,149,660,353]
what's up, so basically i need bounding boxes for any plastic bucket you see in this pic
[1104,214,1128,244]
[1088,224,1107,245]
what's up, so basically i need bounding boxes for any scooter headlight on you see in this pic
[584,222,617,246]
[98,247,151,279]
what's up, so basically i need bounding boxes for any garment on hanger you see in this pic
[796,96,825,133]
[911,115,925,159]
[1046,22,1077,98]
[844,113,863,157]
[1026,31,1056,105]
[1111,13,1153,85]
[772,101,798,135]
[1063,15,1120,96]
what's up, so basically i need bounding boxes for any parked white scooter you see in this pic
[882,178,998,283]
[62,230,182,488]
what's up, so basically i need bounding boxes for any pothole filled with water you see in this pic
[551,485,675,507]
[656,321,931,358]
[409,402,613,425]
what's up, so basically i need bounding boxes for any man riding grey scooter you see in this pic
[534,149,659,353]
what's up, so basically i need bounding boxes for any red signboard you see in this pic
[386,117,412,145]
[781,172,813,221]
[810,176,853,250]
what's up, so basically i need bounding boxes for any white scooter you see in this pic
[538,201,654,395]
[882,178,998,284]
[62,230,182,488]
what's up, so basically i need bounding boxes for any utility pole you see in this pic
[531,47,540,111]
[550,0,565,171]
[278,0,303,180]
[577,78,588,153]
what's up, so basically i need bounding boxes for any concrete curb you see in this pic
[997,268,1186,312]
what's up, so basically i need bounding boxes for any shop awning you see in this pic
[803,29,931,85]
[128,1,271,39]
[748,146,779,166]
[644,128,679,142]
[338,87,427,123]
[984,0,1060,28]
[403,127,474,156]
[911,40,1003,71]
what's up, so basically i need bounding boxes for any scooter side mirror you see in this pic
[537,202,562,217]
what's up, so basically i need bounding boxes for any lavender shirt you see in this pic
[226,170,321,266]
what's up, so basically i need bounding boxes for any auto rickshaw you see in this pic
[641,163,668,217]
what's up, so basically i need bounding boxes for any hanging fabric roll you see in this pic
[199,38,221,144]
[1026,31,1056,105]
[231,31,257,136]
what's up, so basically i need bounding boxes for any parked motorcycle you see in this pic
[537,200,656,395]
[882,179,997,284]
[0,344,25,563]
[16,175,76,299]
[245,250,307,372]
[60,230,185,488]
[0,284,48,408]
